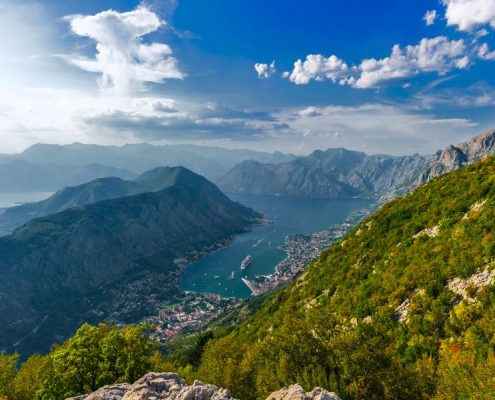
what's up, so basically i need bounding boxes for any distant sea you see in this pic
[0,192,53,208]
[180,193,371,298]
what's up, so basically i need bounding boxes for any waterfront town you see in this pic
[147,205,374,341]
[241,224,351,295]
[241,205,374,295]
[145,292,240,342]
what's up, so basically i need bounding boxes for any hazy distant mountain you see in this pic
[218,129,495,200]
[218,148,425,199]
[0,143,296,183]
[0,166,209,235]
[0,160,135,193]
[0,167,261,356]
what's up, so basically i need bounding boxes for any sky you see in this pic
[0,0,494,155]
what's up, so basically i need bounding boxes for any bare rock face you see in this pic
[266,384,341,400]
[67,374,342,400]
[417,129,495,186]
[68,373,235,400]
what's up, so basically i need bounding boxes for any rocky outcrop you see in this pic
[448,269,495,302]
[266,384,341,400]
[416,129,495,186]
[67,374,342,400]
[68,373,234,400]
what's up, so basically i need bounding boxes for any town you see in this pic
[144,291,240,342]
[242,205,374,295]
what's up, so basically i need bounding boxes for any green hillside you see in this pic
[190,156,495,399]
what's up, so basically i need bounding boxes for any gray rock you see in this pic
[67,374,342,400]
[67,373,235,400]
[266,384,341,400]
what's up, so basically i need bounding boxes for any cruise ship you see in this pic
[240,255,252,271]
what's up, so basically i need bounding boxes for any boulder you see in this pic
[266,384,341,400]
[66,374,342,400]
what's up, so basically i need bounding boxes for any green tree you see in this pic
[0,353,18,399]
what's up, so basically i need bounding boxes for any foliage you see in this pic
[0,323,166,400]
[189,156,495,399]
[5,157,495,399]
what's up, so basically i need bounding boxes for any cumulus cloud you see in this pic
[287,54,349,84]
[63,6,184,93]
[355,36,469,88]
[254,61,276,78]
[443,0,495,30]
[478,43,495,59]
[424,10,438,26]
[281,37,470,89]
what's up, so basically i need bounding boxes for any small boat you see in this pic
[230,271,235,279]
[240,255,252,271]
[214,275,221,279]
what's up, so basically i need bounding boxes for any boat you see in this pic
[240,255,252,271]
[214,275,221,279]
[230,271,235,279]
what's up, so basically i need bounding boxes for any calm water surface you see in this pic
[180,193,370,298]
[0,192,53,208]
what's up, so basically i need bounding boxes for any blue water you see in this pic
[180,193,370,298]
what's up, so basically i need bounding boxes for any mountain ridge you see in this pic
[218,129,495,200]
[0,167,262,356]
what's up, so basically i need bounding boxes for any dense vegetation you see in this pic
[0,166,261,357]
[0,323,179,400]
[4,157,495,399]
[189,155,495,399]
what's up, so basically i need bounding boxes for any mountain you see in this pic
[218,148,425,198]
[218,129,495,200]
[185,155,495,399]
[0,143,295,184]
[417,128,495,186]
[0,167,262,356]
[0,167,210,236]
[0,160,135,193]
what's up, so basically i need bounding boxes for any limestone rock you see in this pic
[266,384,341,400]
[66,375,342,400]
[68,373,235,400]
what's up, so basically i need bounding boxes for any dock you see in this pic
[241,277,261,296]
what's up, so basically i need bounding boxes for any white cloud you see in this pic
[478,43,495,59]
[287,54,349,84]
[281,37,470,89]
[355,37,469,88]
[279,104,479,155]
[254,61,276,78]
[443,0,495,30]
[63,6,184,94]
[424,10,438,26]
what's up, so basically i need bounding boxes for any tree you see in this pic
[0,353,18,399]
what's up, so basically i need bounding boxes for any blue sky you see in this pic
[0,0,494,155]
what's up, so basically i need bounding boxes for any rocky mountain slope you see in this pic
[67,373,341,400]
[187,155,495,399]
[217,149,425,199]
[218,129,495,200]
[416,128,495,186]
[0,166,206,236]
[0,160,135,192]
[0,167,261,356]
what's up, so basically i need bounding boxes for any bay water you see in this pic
[180,193,370,298]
